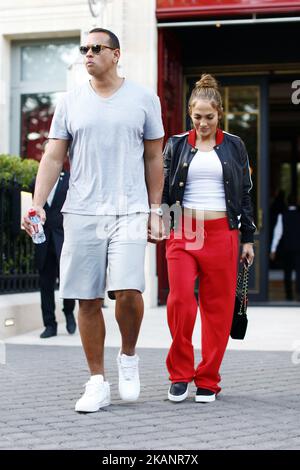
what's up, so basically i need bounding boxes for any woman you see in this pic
[162,74,255,403]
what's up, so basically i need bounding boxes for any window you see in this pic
[11,38,79,160]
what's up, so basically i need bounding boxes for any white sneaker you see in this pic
[117,351,140,402]
[75,375,110,412]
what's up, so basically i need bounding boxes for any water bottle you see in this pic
[28,208,46,244]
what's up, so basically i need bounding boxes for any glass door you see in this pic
[185,76,269,301]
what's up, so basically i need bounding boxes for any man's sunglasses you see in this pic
[79,44,116,55]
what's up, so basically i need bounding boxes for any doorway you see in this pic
[184,75,268,301]
[157,20,300,304]
[268,79,300,303]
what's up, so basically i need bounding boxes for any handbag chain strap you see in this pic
[237,263,250,315]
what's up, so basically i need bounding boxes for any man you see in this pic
[270,194,300,301]
[23,28,164,412]
[34,169,76,338]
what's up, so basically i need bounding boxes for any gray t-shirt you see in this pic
[48,79,164,215]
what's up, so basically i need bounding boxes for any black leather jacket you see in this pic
[162,128,256,243]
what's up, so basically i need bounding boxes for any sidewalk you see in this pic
[0,306,300,450]
[4,305,300,351]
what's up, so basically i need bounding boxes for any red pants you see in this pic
[166,216,239,394]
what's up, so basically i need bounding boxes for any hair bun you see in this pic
[196,74,218,90]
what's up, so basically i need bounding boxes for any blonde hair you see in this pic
[188,73,223,121]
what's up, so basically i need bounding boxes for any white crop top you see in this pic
[182,149,226,211]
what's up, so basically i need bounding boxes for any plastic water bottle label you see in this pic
[28,210,46,244]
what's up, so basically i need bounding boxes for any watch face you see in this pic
[150,208,163,216]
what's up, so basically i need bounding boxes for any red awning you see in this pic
[156,0,300,20]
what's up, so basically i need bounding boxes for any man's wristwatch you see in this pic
[150,207,163,216]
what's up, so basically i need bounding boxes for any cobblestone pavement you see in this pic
[0,344,299,450]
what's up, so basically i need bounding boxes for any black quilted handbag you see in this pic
[230,261,250,340]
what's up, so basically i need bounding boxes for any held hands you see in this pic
[147,212,167,243]
[22,206,46,237]
[240,243,255,267]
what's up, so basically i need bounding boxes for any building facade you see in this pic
[156,0,300,304]
[1,0,300,305]
[0,0,159,307]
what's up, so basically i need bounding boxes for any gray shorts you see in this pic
[60,212,148,300]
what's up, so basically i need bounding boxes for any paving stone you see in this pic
[0,345,299,450]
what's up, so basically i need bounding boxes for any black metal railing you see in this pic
[0,179,39,293]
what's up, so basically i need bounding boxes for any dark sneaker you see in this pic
[40,325,57,339]
[168,382,189,402]
[65,313,76,334]
[195,387,216,403]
